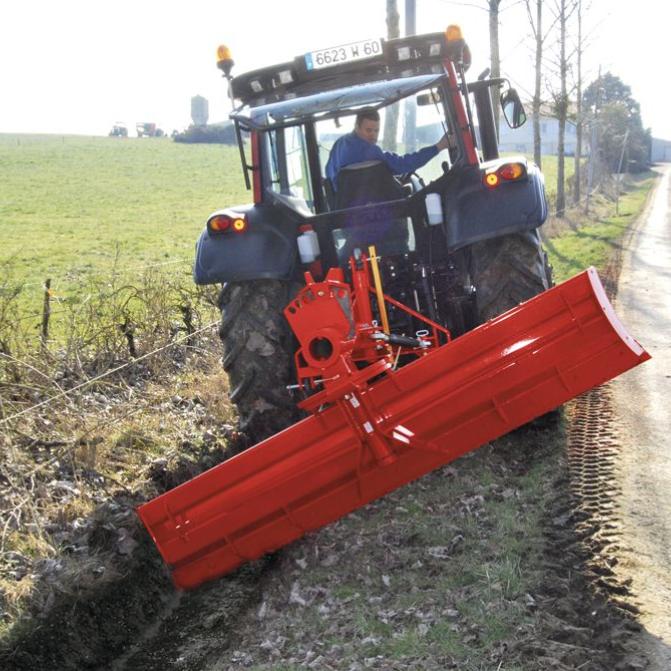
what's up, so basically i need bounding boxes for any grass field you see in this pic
[0,133,648,319]
[0,134,248,290]
[0,135,574,280]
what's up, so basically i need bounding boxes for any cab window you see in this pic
[316,86,453,185]
[267,125,315,211]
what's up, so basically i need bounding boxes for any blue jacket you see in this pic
[325,132,438,187]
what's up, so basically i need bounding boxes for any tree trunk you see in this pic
[573,0,582,205]
[489,1,502,137]
[533,0,542,168]
[585,67,601,215]
[556,0,567,218]
[525,0,543,168]
[403,0,417,151]
[383,0,400,151]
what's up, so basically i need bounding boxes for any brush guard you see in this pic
[138,264,649,589]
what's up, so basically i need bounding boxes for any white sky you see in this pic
[0,0,668,139]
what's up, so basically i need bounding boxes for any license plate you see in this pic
[304,38,382,71]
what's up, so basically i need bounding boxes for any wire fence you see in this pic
[0,257,219,364]
[0,320,219,426]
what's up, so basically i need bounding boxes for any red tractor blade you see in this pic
[138,268,649,589]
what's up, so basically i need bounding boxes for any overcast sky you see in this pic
[0,0,668,139]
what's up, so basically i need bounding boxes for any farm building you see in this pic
[498,109,579,156]
[651,137,671,162]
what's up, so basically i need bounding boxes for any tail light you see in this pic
[208,211,248,234]
[483,161,527,189]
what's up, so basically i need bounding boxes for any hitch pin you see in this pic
[286,374,340,390]
[370,332,431,349]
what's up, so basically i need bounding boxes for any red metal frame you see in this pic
[286,255,449,398]
[138,267,649,589]
[444,59,478,166]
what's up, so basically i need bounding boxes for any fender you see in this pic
[443,157,548,250]
[193,204,299,285]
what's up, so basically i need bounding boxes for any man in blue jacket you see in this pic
[325,107,451,189]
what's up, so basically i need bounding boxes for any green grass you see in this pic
[0,134,248,290]
[0,135,589,317]
[544,171,656,281]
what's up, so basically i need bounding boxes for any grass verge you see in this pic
[543,171,657,281]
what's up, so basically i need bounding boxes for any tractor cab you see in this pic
[193,26,551,444]
[195,28,547,340]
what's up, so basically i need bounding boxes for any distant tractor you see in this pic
[136,122,165,138]
[108,123,128,137]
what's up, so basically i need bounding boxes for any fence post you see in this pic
[120,315,138,358]
[180,303,195,348]
[41,279,51,346]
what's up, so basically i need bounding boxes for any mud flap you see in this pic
[138,268,650,589]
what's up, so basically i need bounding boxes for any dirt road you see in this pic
[612,165,671,668]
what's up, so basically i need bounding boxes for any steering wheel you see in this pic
[399,171,426,192]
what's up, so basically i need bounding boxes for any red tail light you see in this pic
[498,162,526,181]
[208,212,248,234]
[483,162,527,189]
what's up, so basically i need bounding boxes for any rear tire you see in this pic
[469,229,557,427]
[468,229,553,323]
[218,280,299,446]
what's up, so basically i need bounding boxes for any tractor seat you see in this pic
[329,161,415,265]
[333,161,408,210]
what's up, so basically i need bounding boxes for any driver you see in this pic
[325,107,451,189]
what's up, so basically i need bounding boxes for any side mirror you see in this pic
[500,88,527,129]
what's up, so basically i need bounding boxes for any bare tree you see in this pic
[573,0,583,204]
[550,0,578,217]
[555,0,568,216]
[488,0,503,134]
[383,0,401,151]
[524,0,552,169]
[584,67,601,214]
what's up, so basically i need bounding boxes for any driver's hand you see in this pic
[436,133,455,152]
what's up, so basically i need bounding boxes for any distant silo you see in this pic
[191,96,209,127]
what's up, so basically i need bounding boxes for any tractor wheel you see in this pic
[468,228,553,324]
[218,280,299,446]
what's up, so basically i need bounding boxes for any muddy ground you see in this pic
[0,417,653,671]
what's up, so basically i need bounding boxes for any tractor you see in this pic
[136,122,165,137]
[108,122,128,137]
[137,27,649,589]
[194,28,551,444]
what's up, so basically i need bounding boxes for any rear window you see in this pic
[316,87,451,184]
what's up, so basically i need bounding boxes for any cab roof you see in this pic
[231,73,444,129]
[228,31,469,117]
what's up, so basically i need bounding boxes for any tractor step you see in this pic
[138,268,649,589]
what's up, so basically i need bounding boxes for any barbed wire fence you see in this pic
[0,257,222,436]
[0,320,220,426]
